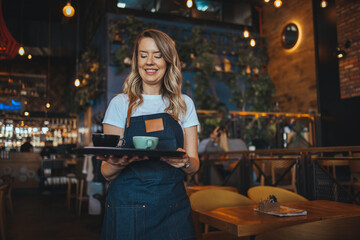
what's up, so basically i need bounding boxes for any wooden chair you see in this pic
[316,156,350,200]
[66,173,79,210]
[256,215,360,240]
[190,188,254,240]
[270,159,297,192]
[76,179,89,216]
[1,175,14,214]
[256,156,298,192]
[247,186,308,203]
[0,184,9,240]
[186,185,238,197]
[349,159,360,202]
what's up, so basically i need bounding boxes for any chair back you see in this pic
[349,160,360,173]
[0,183,8,240]
[247,186,308,203]
[186,185,238,197]
[190,188,254,211]
[349,160,360,191]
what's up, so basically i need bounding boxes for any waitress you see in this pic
[98,29,199,240]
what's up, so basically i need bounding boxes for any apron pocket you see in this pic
[104,203,146,240]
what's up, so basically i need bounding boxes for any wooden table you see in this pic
[193,200,360,238]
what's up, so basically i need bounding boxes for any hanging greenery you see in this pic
[71,47,104,112]
[109,16,155,74]
[186,27,223,111]
[231,40,276,146]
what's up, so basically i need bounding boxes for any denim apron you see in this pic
[101,113,196,240]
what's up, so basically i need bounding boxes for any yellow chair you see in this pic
[247,186,308,203]
[190,188,254,240]
[185,185,238,197]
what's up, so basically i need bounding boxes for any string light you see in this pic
[321,0,328,8]
[63,2,75,18]
[74,78,80,87]
[24,111,29,116]
[45,102,51,109]
[250,39,256,47]
[186,0,193,8]
[27,54,32,59]
[274,0,282,8]
[18,46,25,56]
[243,29,250,38]
[264,0,270,2]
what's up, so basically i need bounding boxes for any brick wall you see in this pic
[336,0,360,99]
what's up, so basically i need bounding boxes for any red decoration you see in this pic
[0,0,20,60]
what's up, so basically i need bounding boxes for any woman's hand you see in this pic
[97,155,148,168]
[160,148,189,168]
[99,154,149,181]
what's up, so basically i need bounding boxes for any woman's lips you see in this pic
[145,69,157,75]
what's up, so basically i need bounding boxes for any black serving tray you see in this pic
[74,146,185,158]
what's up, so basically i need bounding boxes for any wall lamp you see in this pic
[336,40,351,59]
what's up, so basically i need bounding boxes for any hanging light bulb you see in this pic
[74,78,80,87]
[250,39,256,47]
[186,0,193,8]
[243,29,250,38]
[274,0,282,8]
[45,102,51,109]
[63,2,75,18]
[264,0,270,3]
[24,111,30,117]
[18,46,25,56]
[321,0,328,8]
[27,54,32,59]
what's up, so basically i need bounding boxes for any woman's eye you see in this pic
[154,55,162,59]
[140,55,147,58]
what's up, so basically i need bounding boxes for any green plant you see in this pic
[71,48,103,112]
[109,16,155,74]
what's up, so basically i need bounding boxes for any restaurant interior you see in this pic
[1,0,360,239]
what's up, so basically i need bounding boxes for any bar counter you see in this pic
[0,152,42,189]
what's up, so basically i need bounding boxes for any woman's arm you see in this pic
[100,124,139,181]
[182,125,200,175]
[160,125,199,175]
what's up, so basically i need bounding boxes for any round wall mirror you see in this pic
[281,23,299,49]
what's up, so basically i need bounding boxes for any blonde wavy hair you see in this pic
[123,29,186,121]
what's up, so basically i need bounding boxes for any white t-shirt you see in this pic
[102,93,199,130]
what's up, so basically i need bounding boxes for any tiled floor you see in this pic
[4,192,102,240]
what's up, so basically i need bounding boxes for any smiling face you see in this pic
[137,37,167,94]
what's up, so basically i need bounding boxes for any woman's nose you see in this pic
[146,56,154,65]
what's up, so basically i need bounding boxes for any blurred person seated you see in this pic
[20,137,33,152]
[40,140,56,158]
[199,126,251,182]
[198,126,225,154]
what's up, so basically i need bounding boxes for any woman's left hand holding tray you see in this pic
[92,133,148,167]
[96,154,148,168]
